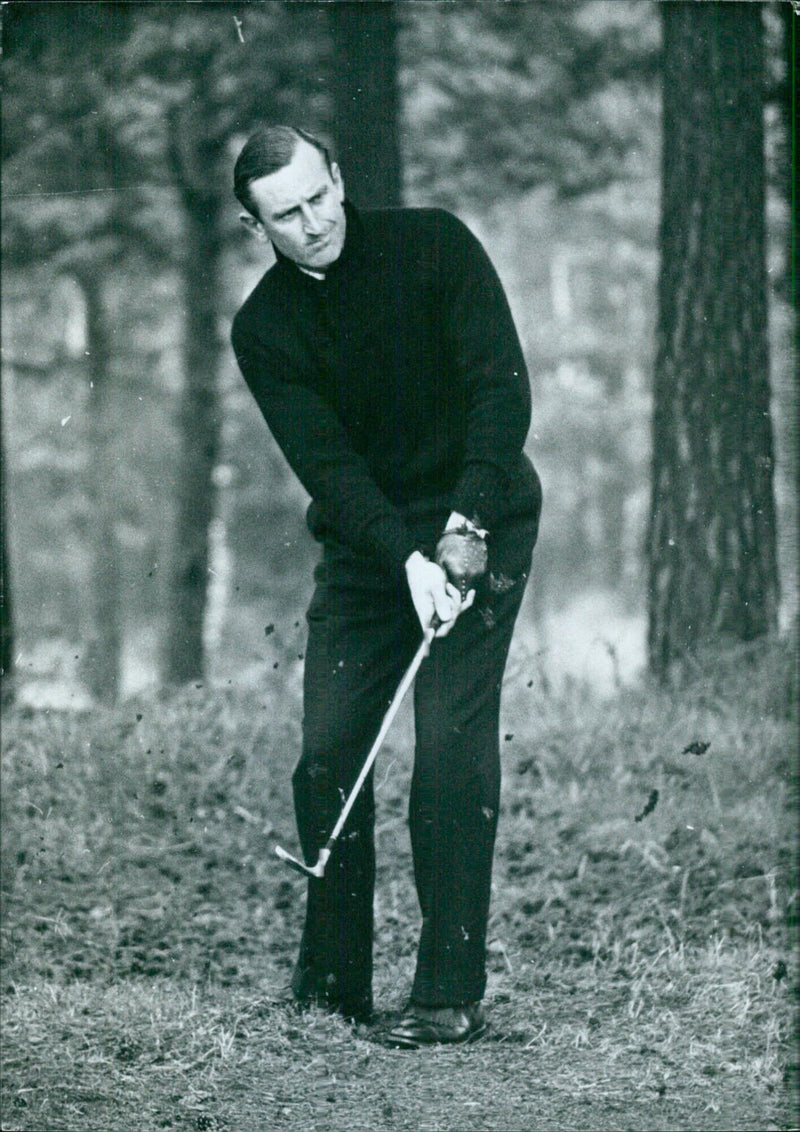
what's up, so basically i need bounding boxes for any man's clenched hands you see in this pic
[405,551,475,640]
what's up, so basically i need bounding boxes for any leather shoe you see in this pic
[386,1002,487,1049]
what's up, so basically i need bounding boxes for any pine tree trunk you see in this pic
[83,275,122,703]
[328,0,402,208]
[164,194,222,686]
[778,1,796,311]
[0,422,13,704]
[647,1,779,675]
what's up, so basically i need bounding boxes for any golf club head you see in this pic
[275,843,326,878]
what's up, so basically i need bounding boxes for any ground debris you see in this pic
[634,788,659,822]
[683,740,711,755]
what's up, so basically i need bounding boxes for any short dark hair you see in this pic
[233,125,333,219]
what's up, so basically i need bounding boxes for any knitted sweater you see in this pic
[231,203,538,576]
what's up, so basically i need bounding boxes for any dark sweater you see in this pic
[231,203,538,575]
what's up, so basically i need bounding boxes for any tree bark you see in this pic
[82,273,122,703]
[164,192,222,686]
[328,0,402,208]
[0,420,13,705]
[777,0,796,310]
[647,2,779,675]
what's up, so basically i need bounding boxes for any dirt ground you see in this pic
[1,637,797,1130]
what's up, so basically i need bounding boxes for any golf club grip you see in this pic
[325,631,431,847]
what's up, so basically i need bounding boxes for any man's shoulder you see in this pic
[362,205,467,238]
[360,207,478,266]
[232,262,285,338]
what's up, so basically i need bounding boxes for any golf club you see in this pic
[275,618,438,879]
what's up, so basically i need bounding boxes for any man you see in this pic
[231,125,541,1048]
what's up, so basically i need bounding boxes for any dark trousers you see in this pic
[290,514,537,1013]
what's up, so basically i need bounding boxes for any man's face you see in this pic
[245,140,346,272]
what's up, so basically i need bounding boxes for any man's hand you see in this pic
[435,514,488,599]
[405,551,475,640]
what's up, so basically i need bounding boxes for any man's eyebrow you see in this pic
[272,184,327,221]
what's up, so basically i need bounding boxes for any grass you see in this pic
[1,631,797,1131]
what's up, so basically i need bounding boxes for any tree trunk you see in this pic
[647,2,779,675]
[164,194,222,686]
[328,0,402,208]
[0,421,13,705]
[777,0,796,310]
[82,274,122,703]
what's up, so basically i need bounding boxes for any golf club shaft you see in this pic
[275,614,440,877]
[322,627,434,853]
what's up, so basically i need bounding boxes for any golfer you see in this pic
[231,125,541,1048]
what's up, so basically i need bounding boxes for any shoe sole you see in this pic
[385,1021,489,1050]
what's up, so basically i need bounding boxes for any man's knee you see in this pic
[414,710,464,765]
[292,751,325,790]
[292,744,375,812]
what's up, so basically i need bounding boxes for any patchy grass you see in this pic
[1,633,797,1130]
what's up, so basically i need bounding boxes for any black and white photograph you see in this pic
[1,2,796,1129]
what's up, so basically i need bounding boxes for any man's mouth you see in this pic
[308,231,332,250]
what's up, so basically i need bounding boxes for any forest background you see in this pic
[2,0,794,708]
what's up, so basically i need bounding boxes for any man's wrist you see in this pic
[444,511,489,539]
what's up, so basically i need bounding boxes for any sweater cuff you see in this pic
[449,462,505,531]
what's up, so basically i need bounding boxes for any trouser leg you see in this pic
[291,576,416,1015]
[409,520,535,1007]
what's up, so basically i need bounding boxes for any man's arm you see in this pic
[232,315,475,637]
[231,318,418,575]
[436,210,532,531]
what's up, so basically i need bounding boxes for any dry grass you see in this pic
[1,632,797,1130]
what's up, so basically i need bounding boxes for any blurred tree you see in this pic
[400,0,660,208]
[2,1,135,702]
[765,0,796,308]
[3,1,331,694]
[79,267,123,703]
[328,0,402,207]
[116,2,329,686]
[1,426,13,705]
[647,2,779,675]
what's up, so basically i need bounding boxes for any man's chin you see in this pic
[303,249,342,272]
[311,230,346,264]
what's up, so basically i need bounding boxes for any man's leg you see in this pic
[291,568,417,1019]
[408,518,536,1008]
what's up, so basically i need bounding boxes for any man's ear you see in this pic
[239,213,269,242]
[331,162,345,201]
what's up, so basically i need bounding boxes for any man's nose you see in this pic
[301,203,324,235]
